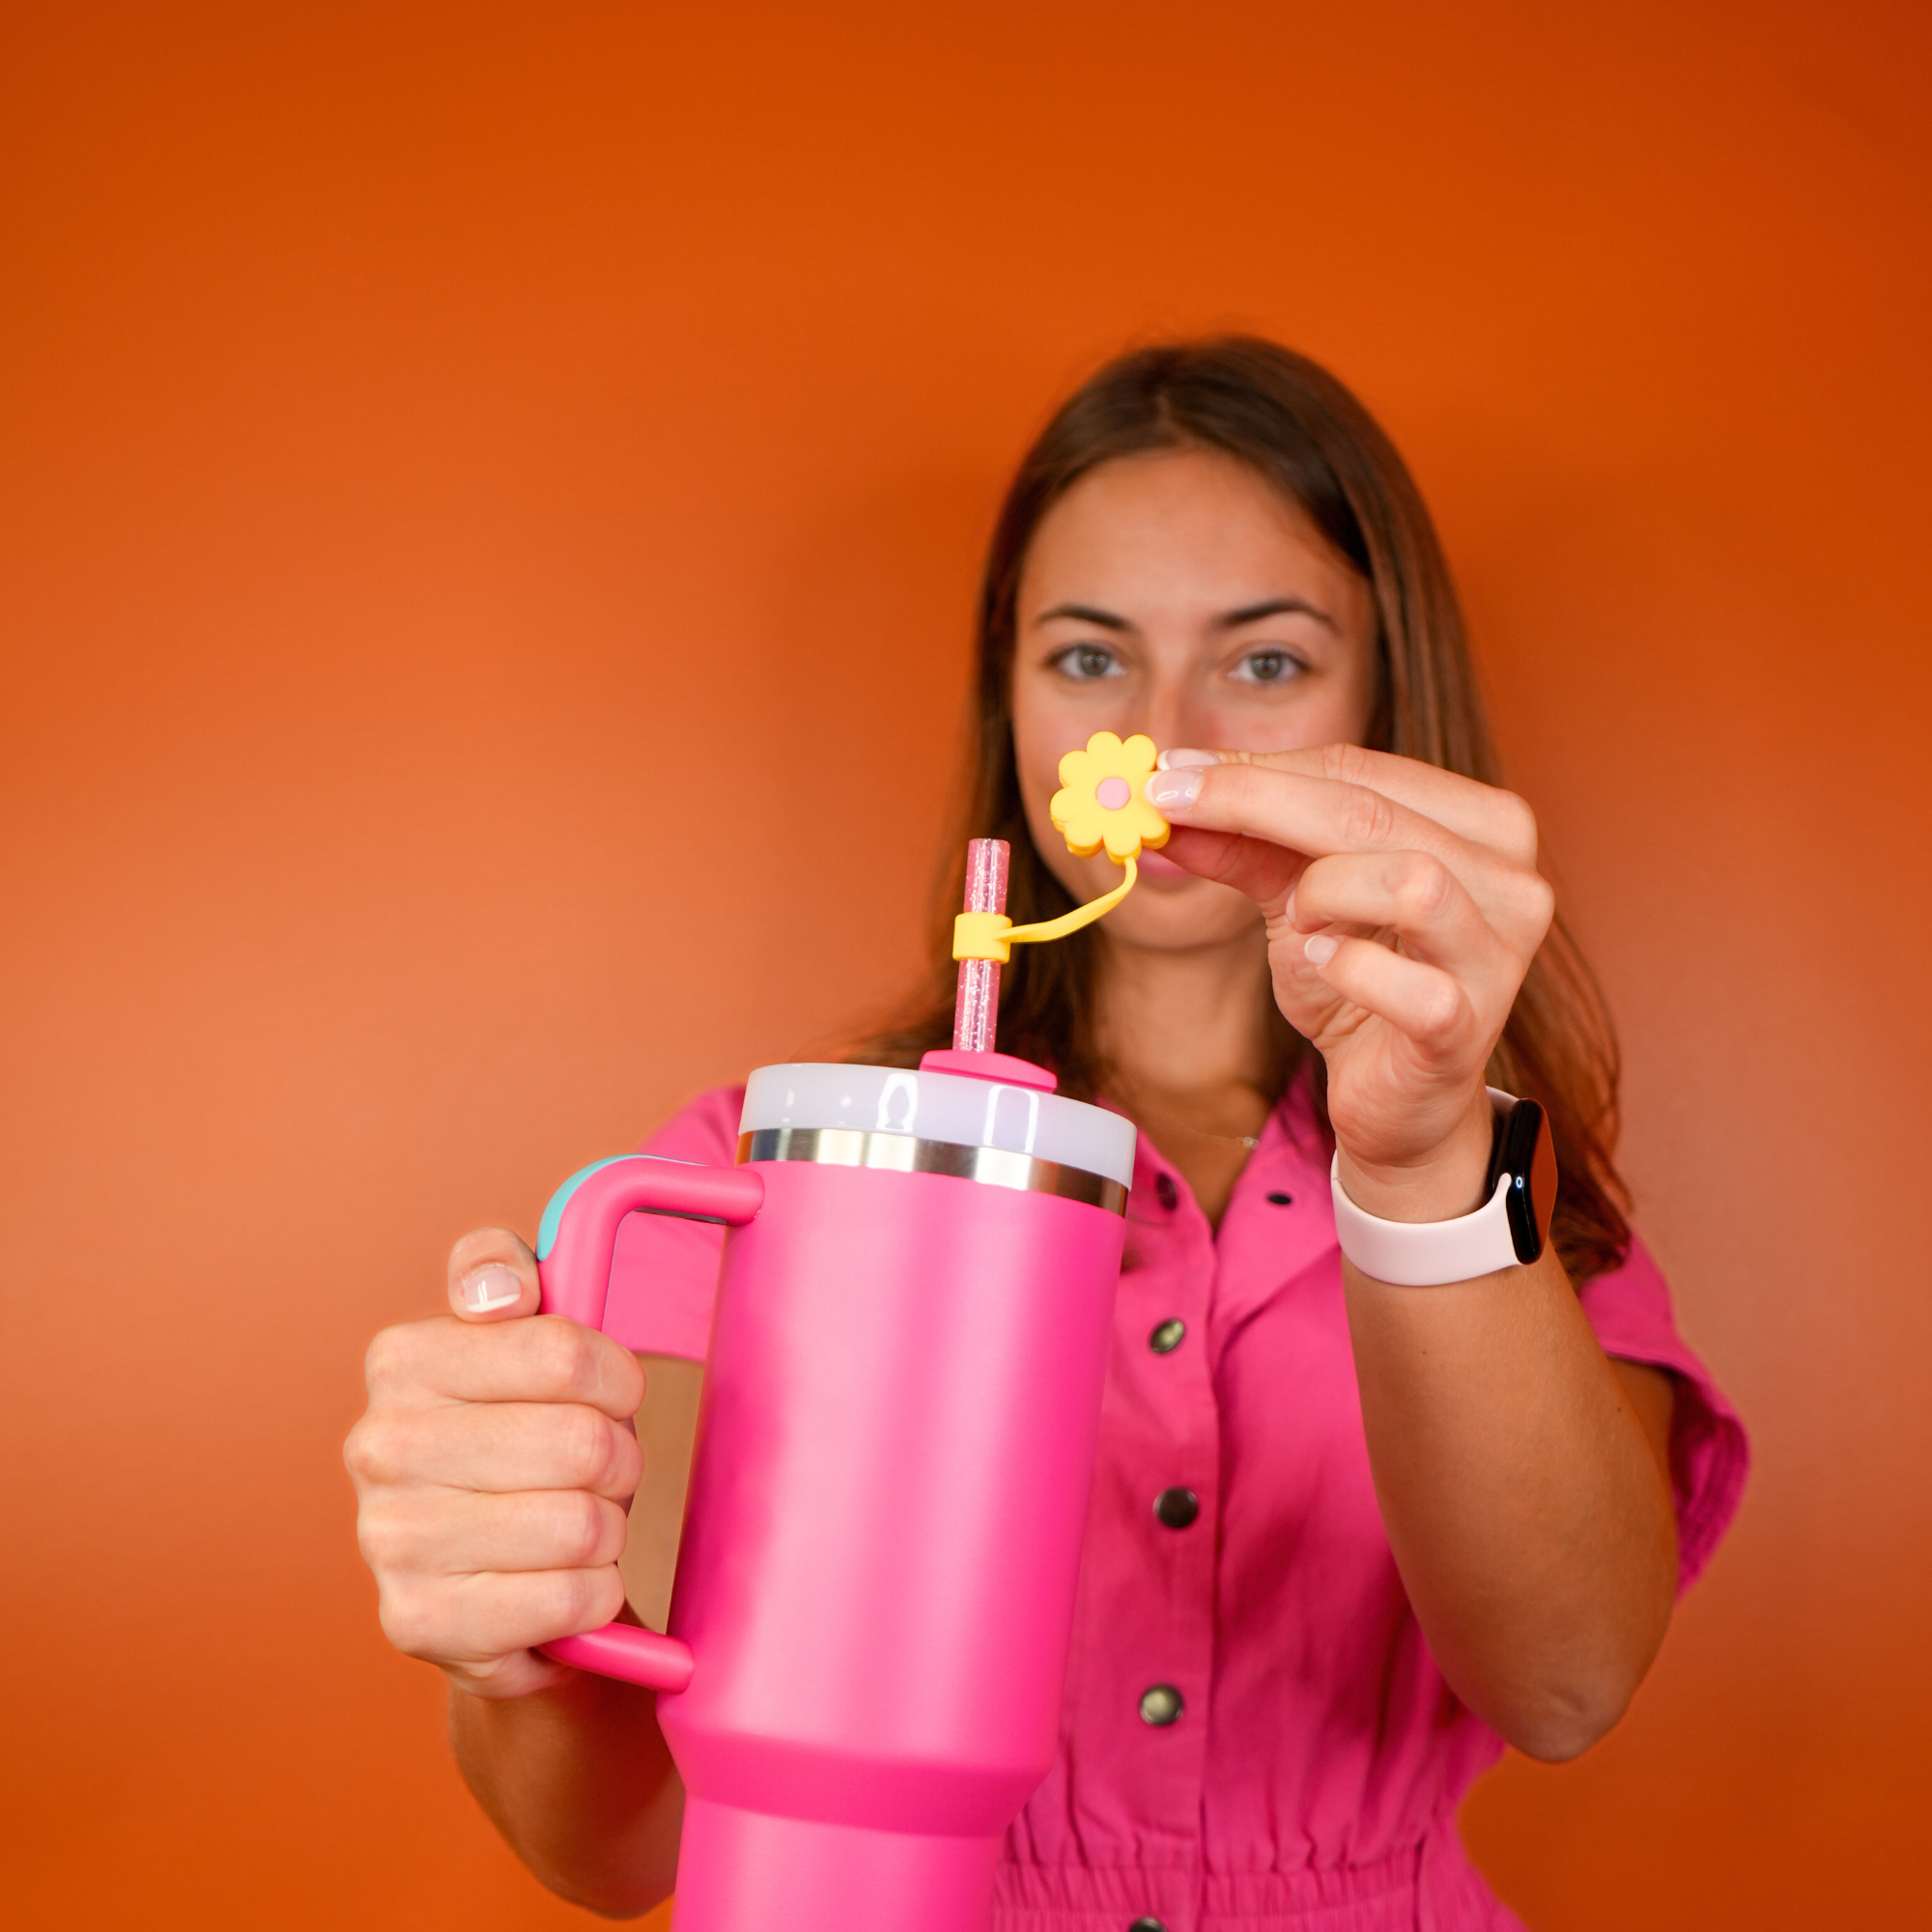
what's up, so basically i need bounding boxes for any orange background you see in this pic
[4,3,1927,1925]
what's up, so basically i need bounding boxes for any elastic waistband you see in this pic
[991,1823,1521,1931]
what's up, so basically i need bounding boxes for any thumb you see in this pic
[446,1226,541,1323]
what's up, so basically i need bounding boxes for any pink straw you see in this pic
[951,838,1009,1053]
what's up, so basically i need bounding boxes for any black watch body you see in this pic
[1484,1094,1559,1265]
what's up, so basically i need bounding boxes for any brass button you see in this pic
[1148,1318,1185,1355]
[1153,1487,1199,1529]
[1138,1683,1183,1726]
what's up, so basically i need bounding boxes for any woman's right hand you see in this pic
[345,1229,646,1700]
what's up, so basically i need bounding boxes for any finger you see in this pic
[1149,760,1543,937]
[363,1314,646,1421]
[359,1486,631,1579]
[378,1561,626,1669]
[1159,823,1306,911]
[448,1227,539,1322]
[348,1397,644,1500]
[441,1647,574,1700]
[1291,849,1521,987]
[1297,933,1481,1060]
[1160,742,1539,864]
[1150,758,1465,868]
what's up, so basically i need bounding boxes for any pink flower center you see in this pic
[1095,775,1131,810]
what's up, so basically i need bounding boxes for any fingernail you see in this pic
[1146,768,1204,809]
[459,1264,524,1314]
[1156,748,1221,770]
[1303,933,1340,968]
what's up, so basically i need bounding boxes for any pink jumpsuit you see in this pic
[603,1081,1748,1932]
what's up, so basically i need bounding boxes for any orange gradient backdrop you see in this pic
[3,3,1928,1925]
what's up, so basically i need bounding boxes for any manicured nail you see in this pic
[1146,768,1204,810]
[459,1264,524,1314]
[1303,934,1340,968]
[1156,748,1220,770]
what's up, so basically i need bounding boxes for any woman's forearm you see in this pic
[1342,1244,1678,1761]
[449,1671,683,1917]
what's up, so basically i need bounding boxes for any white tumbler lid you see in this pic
[739,1062,1136,1189]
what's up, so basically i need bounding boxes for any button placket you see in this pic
[1120,1144,1215,1869]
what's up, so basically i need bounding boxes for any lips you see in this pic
[1135,848,1190,881]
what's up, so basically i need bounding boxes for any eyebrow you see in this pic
[1217,596,1338,633]
[1035,602,1132,631]
[1033,596,1337,634]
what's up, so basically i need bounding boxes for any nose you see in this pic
[1135,666,1218,760]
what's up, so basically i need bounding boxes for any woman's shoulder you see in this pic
[600,1084,748,1360]
[1576,1235,1697,1367]
[637,1083,747,1163]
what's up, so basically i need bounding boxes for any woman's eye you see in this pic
[1231,649,1301,686]
[1053,643,1123,681]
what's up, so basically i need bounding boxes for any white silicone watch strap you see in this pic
[1328,1089,1522,1286]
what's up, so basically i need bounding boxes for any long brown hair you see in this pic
[862,336,1630,1282]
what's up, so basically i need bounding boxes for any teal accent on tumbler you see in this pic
[536,1155,639,1262]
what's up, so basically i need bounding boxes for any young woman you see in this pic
[347,339,1747,1929]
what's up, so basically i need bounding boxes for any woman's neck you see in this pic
[1094,929,1278,1226]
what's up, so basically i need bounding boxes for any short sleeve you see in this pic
[1578,1236,1749,1593]
[598,1085,745,1360]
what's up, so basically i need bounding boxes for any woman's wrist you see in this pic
[1333,1091,1495,1225]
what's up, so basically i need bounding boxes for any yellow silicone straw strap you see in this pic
[1004,853,1139,945]
[950,732,1167,965]
[952,856,1139,964]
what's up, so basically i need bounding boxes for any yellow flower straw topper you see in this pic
[952,733,1169,965]
[1050,731,1169,863]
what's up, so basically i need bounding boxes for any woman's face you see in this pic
[1010,446,1378,952]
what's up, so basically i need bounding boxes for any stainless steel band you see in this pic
[736,1126,1128,1216]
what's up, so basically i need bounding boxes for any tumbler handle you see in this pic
[532,1153,764,1692]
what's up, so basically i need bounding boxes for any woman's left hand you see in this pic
[1147,744,1554,1222]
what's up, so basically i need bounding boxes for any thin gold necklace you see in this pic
[1123,1092,1266,1151]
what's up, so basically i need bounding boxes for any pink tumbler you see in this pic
[533,1047,1135,1930]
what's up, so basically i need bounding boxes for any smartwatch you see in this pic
[1330,1088,1558,1286]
